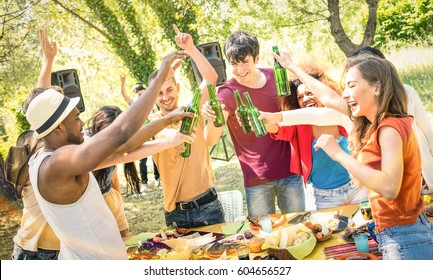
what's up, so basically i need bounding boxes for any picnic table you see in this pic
[124,194,432,260]
[193,203,376,260]
[124,203,374,260]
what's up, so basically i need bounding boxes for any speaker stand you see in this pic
[210,133,235,162]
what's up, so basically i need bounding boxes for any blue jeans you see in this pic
[313,181,368,210]
[11,243,59,260]
[245,174,305,217]
[164,189,225,228]
[377,213,433,260]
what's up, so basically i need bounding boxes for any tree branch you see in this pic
[51,0,109,38]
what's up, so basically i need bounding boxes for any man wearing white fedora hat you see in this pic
[24,50,188,260]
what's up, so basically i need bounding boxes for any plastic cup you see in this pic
[360,201,372,220]
[354,233,369,253]
[236,245,250,260]
[259,216,272,233]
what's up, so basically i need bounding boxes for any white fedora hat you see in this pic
[26,89,80,138]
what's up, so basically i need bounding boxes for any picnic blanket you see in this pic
[324,239,382,260]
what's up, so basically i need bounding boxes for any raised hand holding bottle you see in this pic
[244,92,267,137]
[207,83,225,127]
[272,45,290,96]
[233,90,252,134]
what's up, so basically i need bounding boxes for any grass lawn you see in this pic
[123,153,247,236]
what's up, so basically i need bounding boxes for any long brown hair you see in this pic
[345,54,408,158]
[87,106,141,194]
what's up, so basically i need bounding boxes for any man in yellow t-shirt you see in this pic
[147,25,224,228]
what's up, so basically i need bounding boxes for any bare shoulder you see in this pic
[37,152,90,204]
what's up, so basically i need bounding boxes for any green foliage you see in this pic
[11,107,30,133]
[149,0,200,86]
[0,0,41,157]
[375,0,433,48]
[83,0,157,82]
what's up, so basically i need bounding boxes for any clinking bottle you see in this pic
[207,83,225,127]
[244,92,267,137]
[180,114,199,158]
[272,45,290,96]
[180,88,201,135]
[233,90,252,134]
[180,88,202,158]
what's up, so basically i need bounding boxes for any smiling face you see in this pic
[296,84,324,108]
[156,78,180,115]
[342,66,379,122]
[230,55,259,87]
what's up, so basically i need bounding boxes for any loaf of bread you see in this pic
[266,248,296,260]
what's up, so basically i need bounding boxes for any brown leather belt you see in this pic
[175,188,217,210]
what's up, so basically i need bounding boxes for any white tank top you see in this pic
[29,150,127,260]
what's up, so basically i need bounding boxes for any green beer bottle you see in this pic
[180,113,200,158]
[180,142,191,158]
[207,83,225,127]
[180,89,202,158]
[233,90,252,134]
[272,45,290,96]
[180,88,202,135]
[244,92,267,137]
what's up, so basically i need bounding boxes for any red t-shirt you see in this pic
[358,117,424,231]
[217,68,295,187]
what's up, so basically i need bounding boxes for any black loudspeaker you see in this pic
[51,69,85,112]
[191,42,227,87]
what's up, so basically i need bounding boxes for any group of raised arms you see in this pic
[10,26,433,260]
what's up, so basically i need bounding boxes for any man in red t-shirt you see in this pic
[202,31,305,217]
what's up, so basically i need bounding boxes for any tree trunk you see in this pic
[327,0,379,57]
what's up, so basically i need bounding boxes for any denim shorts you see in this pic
[313,181,368,210]
[11,243,59,260]
[164,189,225,228]
[377,213,433,260]
[245,174,305,217]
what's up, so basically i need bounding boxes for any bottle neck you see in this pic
[244,93,254,107]
[207,84,216,100]
[234,91,243,106]
[191,89,202,106]
[272,46,282,68]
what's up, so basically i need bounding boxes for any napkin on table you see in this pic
[123,232,156,247]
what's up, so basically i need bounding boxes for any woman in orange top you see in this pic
[274,49,433,259]
[309,54,433,260]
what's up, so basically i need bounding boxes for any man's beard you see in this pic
[67,132,84,145]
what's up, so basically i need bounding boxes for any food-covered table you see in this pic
[193,204,372,260]
[124,194,433,260]
[124,203,370,260]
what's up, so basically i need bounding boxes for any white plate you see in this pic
[309,212,349,232]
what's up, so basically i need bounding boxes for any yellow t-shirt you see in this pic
[148,112,215,212]
[103,188,129,232]
[13,182,60,251]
